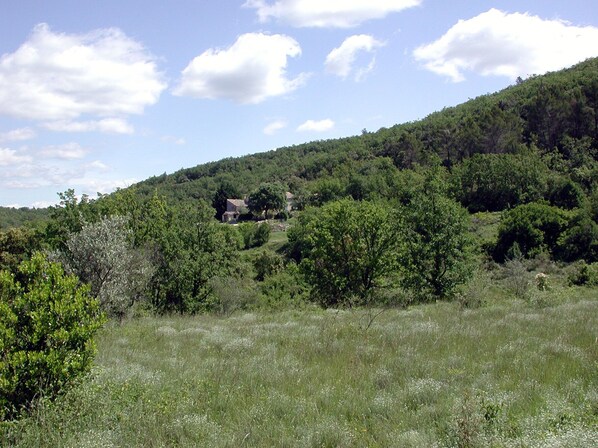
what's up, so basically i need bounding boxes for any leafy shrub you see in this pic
[253,250,284,281]
[0,253,105,420]
[494,202,569,262]
[568,261,598,286]
[238,222,271,249]
[258,263,309,309]
[556,211,598,262]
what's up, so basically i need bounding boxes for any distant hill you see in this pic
[0,207,50,230]
[2,57,596,230]
[131,57,597,206]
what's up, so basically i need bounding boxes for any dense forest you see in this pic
[2,58,598,423]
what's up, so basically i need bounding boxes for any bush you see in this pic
[568,261,598,286]
[253,250,284,281]
[0,253,105,420]
[60,216,154,319]
[494,202,569,262]
[238,222,271,249]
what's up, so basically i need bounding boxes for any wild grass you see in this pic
[2,289,597,447]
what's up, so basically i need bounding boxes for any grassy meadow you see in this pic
[2,284,597,447]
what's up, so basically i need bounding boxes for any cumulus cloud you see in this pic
[325,35,385,80]
[244,0,421,28]
[39,142,88,160]
[0,23,166,128]
[297,119,334,132]
[0,148,33,166]
[264,119,288,135]
[414,9,598,82]
[43,118,134,134]
[0,128,36,143]
[174,33,308,104]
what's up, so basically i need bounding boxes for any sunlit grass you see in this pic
[2,289,597,447]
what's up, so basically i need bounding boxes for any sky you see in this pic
[1,1,597,208]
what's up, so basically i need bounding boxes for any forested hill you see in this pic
[132,57,597,208]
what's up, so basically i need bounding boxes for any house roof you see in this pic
[227,199,246,207]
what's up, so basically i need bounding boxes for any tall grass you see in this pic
[2,289,597,447]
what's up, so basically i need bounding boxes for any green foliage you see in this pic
[0,227,42,273]
[494,203,569,262]
[0,253,105,420]
[556,210,598,262]
[238,222,271,249]
[0,207,49,231]
[253,250,284,281]
[298,199,401,307]
[451,151,549,212]
[398,187,475,301]
[547,177,585,209]
[59,216,155,319]
[247,182,286,219]
[44,190,99,250]
[568,261,598,286]
[150,201,242,313]
[257,262,309,308]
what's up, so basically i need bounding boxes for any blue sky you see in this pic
[1,0,597,207]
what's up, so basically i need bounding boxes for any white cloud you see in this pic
[0,127,36,142]
[325,34,385,80]
[264,119,288,135]
[0,23,166,125]
[0,147,33,166]
[174,33,308,104]
[43,118,134,134]
[39,142,88,160]
[85,160,109,171]
[297,119,334,132]
[161,135,187,145]
[244,0,421,28]
[414,9,598,82]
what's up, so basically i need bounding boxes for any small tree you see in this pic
[298,199,401,307]
[398,190,475,302]
[61,215,154,319]
[0,254,105,420]
[247,183,286,219]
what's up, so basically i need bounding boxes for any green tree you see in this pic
[44,190,98,250]
[0,253,105,420]
[150,201,243,313]
[398,187,475,301]
[298,199,401,307]
[247,183,286,219]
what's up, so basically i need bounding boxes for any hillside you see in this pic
[132,57,598,207]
